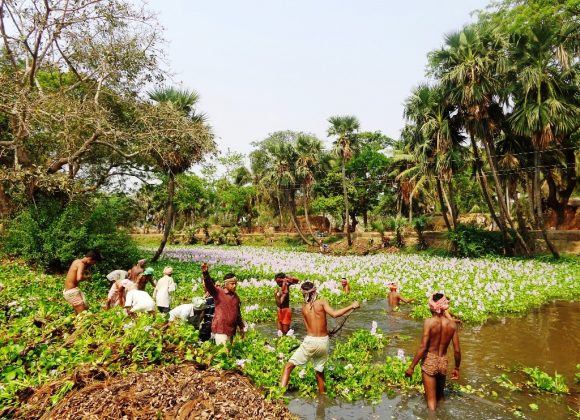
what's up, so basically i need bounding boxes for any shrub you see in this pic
[182,226,199,245]
[2,196,140,274]
[446,224,505,258]
[412,216,429,250]
[387,216,407,248]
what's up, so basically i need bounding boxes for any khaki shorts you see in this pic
[289,336,330,372]
[214,333,230,346]
[63,287,86,307]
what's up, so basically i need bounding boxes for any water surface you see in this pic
[259,300,579,419]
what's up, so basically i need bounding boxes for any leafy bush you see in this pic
[411,216,429,250]
[2,196,140,274]
[446,224,505,258]
[182,226,199,245]
[387,216,407,248]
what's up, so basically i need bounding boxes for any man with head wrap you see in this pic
[405,293,461,411]
[201,262,244,346]
[128,259,147,282]
[280,281,360,393]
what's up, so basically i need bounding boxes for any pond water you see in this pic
[257,300,579,419]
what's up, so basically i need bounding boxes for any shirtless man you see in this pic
[63,250,102,314]
[280,281,360,393]
[128,259,147,282]
[340,277,350,294]
[274,272,298,335]
[387,282,414,310]
[136,267,156,291]
[405,293,461,411]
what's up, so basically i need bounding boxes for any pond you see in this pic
[257,300,579,419]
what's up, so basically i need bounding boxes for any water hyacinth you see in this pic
[155,246,579,323]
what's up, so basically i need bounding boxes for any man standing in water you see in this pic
[274,272,298,335]
[63,250,102,314]
[387,282,414,310]
[405,293,461,411]
[280,281,360,393]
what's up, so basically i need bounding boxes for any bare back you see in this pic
[302,300,328,337]
[426,316,457,356]
[64,259,85,290]
[387,291,401,308]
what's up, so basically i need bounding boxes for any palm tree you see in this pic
[429,25,531,255]
[296,133,324,245]
[403,84,464,228]
[327,115,360,247]
[509,23,578,259]
[148,86,213,261]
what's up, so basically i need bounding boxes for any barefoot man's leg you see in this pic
[422,371,438,411]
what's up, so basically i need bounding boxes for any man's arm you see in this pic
[76,262,85,282]
[322,300,360,318]
[451,328,461,379]
[405,320,431,376]
[399,294,415,304]
[201,263,218,297]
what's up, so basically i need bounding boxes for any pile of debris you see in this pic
[25,365,293,419]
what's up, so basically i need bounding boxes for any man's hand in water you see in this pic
[451,367,460,380]
[405,366,414,377]
[201,263,209,273]
[351,301,360,310]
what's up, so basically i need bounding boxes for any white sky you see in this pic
[146,0,490,155]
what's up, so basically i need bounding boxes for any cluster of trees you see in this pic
[397,0,578,258]
[0,0,215,263]
[136,0,578,259]
[1,0,577,262]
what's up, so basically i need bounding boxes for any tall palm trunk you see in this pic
[436,178,452,231]
[480,127,530,255]
[341,157,352,246]
[303,185,322,246]
[533,150,559,258]
[152,171,175,262]
[469,133,511,252]
[285,188,312,245]
[448,178,459,228]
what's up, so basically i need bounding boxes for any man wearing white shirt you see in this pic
[153,266,176,313]
[125,287,156,315]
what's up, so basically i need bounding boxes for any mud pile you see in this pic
[26,365,292,419]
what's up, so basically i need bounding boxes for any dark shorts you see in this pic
[157,306,170,313]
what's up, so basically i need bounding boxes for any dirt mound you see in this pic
[35,365,292,420]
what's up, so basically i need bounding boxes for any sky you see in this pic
[146,0,491,156]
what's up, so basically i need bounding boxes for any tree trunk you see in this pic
[469,133,511,252]
[448,178,459,229]
[286,188,312,245]
[152,171,175,262]
[276,191,283,229]
[436,178,452,231]
[481,127,530,255]
[341,157,352,247]
[534,150,559,259]
[513,180,532,251]
[303,185,322,246]
[409,189,413,222]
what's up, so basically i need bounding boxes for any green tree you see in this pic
[327,115,360,247]
[147,87,215,261]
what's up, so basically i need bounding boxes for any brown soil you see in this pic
[19,365,293,420]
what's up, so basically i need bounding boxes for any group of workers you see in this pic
[62,250,460,412]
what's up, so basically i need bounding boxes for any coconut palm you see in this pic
[327,115,360,247]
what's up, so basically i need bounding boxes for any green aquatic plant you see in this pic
[522,367,569,394]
